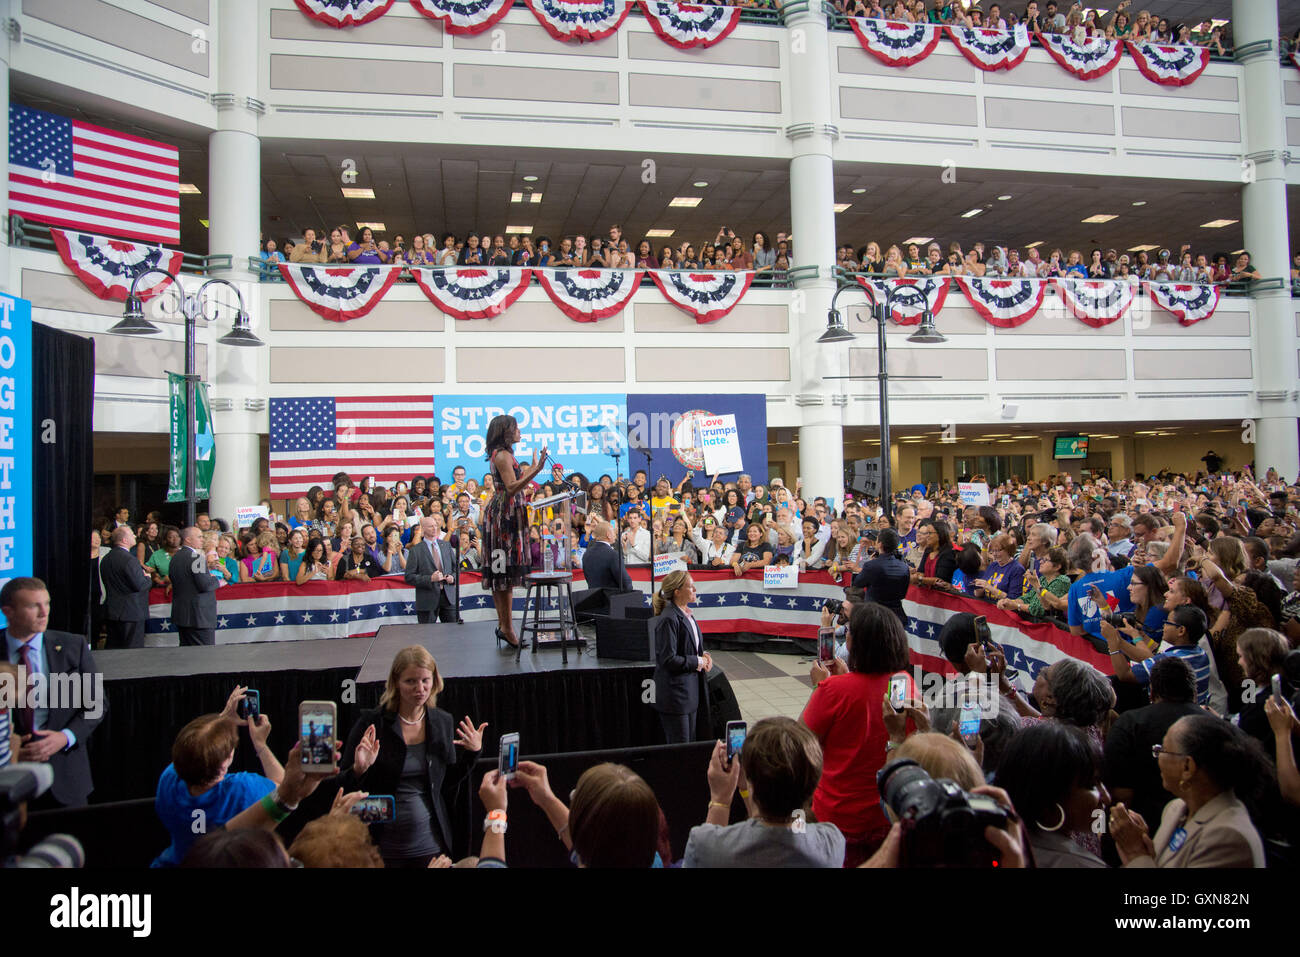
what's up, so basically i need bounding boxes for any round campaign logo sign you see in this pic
[670,410,713,470]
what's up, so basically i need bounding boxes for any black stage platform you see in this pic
[92,622,656,803]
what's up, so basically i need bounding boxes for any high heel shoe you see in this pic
[496,627,526,650]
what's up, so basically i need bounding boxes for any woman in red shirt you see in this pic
[802,602,916,867]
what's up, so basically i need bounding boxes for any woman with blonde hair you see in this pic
[650,571,712,743]
[337,645,486,867]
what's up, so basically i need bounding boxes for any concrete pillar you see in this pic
[205,0,266,528]
[1235,0,1300,480]
[0,2,13,295]
[787,5,845,504]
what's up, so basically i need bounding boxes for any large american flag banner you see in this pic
[8,104,180,245]
[269,395,436,496]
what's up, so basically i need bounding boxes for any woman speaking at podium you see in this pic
[483,414,547,649]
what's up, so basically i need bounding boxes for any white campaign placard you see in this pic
[958,482,990,507]
[763,564,799,589]
[654,552,688,576]
[698,413,744,475]
[235,505,270,528]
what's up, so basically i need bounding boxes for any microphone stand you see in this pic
[450,532,463,624]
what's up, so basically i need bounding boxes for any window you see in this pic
[952,455,1033,485]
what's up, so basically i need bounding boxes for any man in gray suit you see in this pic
[404,515,457,624]
[99,525,152,649]
[168,525,219,645]
[2,577,105,807]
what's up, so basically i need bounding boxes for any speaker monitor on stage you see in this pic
[592,613,654,661]
[607,590,649,619]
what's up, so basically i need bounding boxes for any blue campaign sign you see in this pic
[433,394,627,482]
[624,394,767,485]
[0,293,33,625]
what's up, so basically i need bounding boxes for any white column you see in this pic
[0,1,13,295]
[1235,0,1299,480]
[787,5,845,504]
[206,0,265,527]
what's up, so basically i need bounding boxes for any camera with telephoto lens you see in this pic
[876,759,1012,867]
[821,598,843,619]
[1104,612,1137,629]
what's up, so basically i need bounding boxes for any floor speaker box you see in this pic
[593,614,653,661]
[705,667,742,730]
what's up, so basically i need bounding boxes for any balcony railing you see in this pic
[9,216,231,276]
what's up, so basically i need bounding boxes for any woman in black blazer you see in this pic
[650,571,712,744]
[912,517,958,587]
[337,645,486,867]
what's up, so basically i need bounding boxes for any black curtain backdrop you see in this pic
[33,323,94,635]
[93,664,659,805]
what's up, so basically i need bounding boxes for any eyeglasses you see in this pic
[1150,744,1187,759]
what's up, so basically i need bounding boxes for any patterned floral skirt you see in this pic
[481,493,531,591]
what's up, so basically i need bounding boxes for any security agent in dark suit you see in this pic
[99,525,152,650]
[851,527,913,629]
[168,525,219,645]
[581,520,632,591]
[649,571,712,744]
[1,577,105,808]
[404,516,457,624]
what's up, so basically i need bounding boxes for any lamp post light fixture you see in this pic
[110,269,265,526]
[820,282,946,518]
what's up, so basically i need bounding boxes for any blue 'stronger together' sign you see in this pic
[0,293,33,624]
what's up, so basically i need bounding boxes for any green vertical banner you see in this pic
[195,378,215,499]
[167,372,185,503]
[167,373,216,502]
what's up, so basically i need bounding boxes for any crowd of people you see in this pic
[836,1,1236,54]
[26,450,1300,869]
[258,224,796,287]
[837,241,1263,286]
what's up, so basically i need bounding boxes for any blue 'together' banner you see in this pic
[0,293,33,626]
[430,393,768,486]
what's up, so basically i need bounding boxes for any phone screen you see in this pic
[818,631,835,662]
[299,701,337,770]
[237,690,260,721]
[350,795,395,823]
[959,702,981,747]
[725,721,747,765]
[499,733,520,781]
[888,673,909,711]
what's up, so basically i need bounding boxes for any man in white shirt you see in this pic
[693,522,735,568]
[622,509,651,564]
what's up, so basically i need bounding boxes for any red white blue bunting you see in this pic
[954,276,1046,327]
[638,1,741,50]
[1036,32,1123,80]
[855,276,950,326]
[409,0,512,35]
[945,24,1031,71]
[650,270,754,324]
[294,0,395,27]
[525,0,630,42]
[535,268,643,321]
[848,18,941,66]
[278,263,404,322]
[1125,41,1210,87]
[1053,277,1137,328]
[51,228,183,303]
[1146,282,1220,326]
[411,266,533,320]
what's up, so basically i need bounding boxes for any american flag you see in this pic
[8,104,180,245]
[269,395,437,497]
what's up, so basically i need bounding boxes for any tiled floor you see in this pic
[711,650,818,723]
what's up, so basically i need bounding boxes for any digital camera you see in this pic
[876,759,1012,868]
